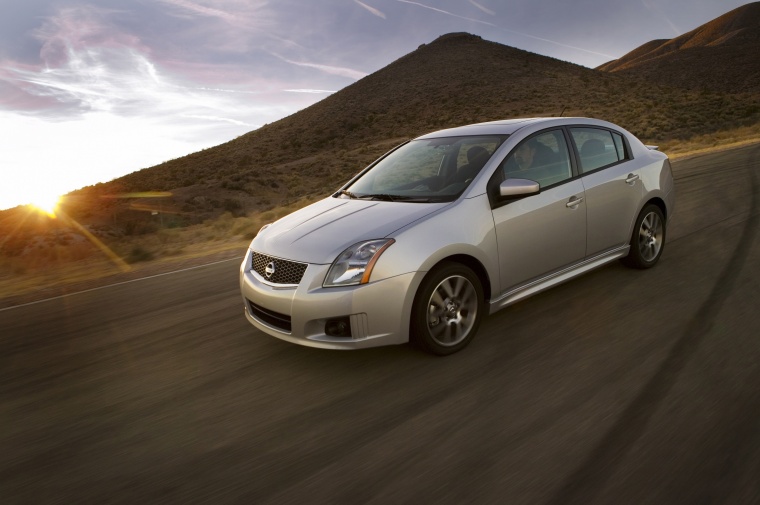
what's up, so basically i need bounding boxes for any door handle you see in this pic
[566,196,583,208]
[626,173,640,185]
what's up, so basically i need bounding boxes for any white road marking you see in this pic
[0,258,240,312]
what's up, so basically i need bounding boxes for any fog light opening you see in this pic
[325,317,352,338]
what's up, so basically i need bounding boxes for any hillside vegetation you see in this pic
[109,32,760,209]
[2,11,760,302]
[598,2,760,94]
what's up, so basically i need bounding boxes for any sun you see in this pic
[30,192,62,217]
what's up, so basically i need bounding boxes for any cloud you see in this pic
[354,0,387,19]
[189,86,261,94]
[284,89,336,94]
[468,0,495,16]
[0,111,235,210]
[500,29,617,59]
[395,0,496,27]
[640,0,682,36]
[0,3,329,209]
[395,0,614,59]
[150,0,277,54]
[33,5,149,67]
[155,0,239,23]
[180,114,256,127]
[155,0,273,30]
[276,55,368,80]
[0,6,275,119]
[5,45,163,117]
[500,28,617,59]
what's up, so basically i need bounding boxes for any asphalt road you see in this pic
[2,144,760,504]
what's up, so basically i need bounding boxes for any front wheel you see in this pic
[622,204,666,269]
[410,262,484,355]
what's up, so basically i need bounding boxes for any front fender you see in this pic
[370,194,501,297]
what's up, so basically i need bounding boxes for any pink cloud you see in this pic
[156,0,239,23]
[34,6,149,67]
[0,76,70,113]
[354,0,387,19]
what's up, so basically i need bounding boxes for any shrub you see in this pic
[128,246,154,263]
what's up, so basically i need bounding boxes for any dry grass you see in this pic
[2,31,760,306]
[661,123,760,159]
[600,3,760,95]
[0,235,249,308]
[0,198,318,307]
[61,33,760,221]
[4,132,758,308]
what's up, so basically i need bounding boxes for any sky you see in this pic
[0,0,753,210]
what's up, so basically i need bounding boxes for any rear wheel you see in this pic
[622,204,666,269]
[410,262,484,355]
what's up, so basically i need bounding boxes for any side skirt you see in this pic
[488,246,630,315]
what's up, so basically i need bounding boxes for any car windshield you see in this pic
[340,135,508,203]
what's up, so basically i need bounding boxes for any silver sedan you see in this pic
[240,117,675,355]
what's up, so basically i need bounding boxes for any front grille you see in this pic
[252,252,308,285]
[247,300,292,332]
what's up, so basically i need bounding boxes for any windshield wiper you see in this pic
[400,197,433,202]
[337,189,359,199]
[341,192,437,203]
[356,193,398,202]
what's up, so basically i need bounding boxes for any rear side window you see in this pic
[612,132,626,160]
[570,128,627,174]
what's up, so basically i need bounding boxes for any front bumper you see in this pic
[239,249,420,350]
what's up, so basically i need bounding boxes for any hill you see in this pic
[2,28,760,267]
[598,2,760,93]
[85,33,758,213]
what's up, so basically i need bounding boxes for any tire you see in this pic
[622,204,666,269]
[410,262,484,355]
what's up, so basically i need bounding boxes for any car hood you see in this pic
[251,197,449,264]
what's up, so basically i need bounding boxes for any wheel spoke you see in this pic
[445,323,457,343]
[644,214,654,232]
[460,286,475,306]
[451,276,465,298]
[645,243,654,260]
[426,274,479,347]
[430,290,445,310]
[637,211,664,262]
[440,278,456,299]
[429,319,446,338]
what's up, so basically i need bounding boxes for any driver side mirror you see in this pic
[499,178,540,199]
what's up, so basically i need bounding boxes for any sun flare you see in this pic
[30,193,62,217]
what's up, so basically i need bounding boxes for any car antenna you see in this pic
[558,106,566,117]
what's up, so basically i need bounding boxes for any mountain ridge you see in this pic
[2,14,760,259]
[598,2,760,93]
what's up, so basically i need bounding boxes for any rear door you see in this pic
[570,127,644,257]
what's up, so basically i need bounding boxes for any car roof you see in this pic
[415,117,596,139]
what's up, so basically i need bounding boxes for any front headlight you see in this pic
[323,238,395,287]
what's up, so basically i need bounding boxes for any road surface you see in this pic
[2,144,759,504]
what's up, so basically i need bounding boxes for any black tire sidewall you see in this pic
[625,204,666,269]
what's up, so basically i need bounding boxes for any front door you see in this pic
[490,129,587,292]
[492,180,587,290]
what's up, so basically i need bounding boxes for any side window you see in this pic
[570,128,624,173]
[612,132,630,161]
[498,130,572,188]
